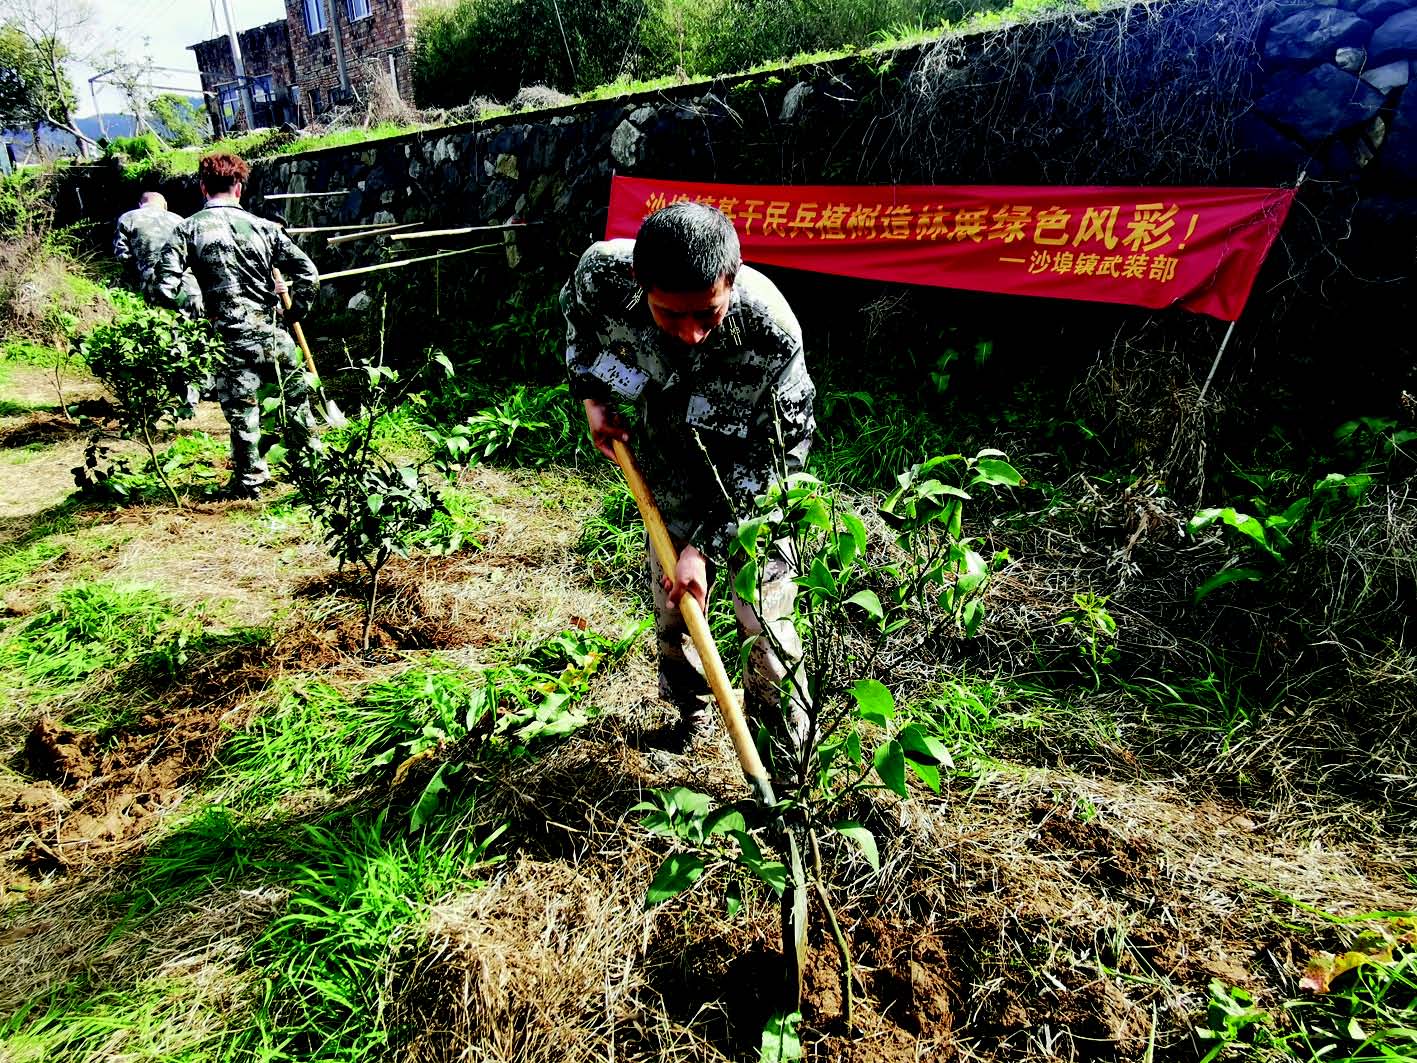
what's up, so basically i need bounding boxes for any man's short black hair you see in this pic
[633,201,741,292]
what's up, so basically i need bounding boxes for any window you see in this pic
[347,0,371,19]
[302,0,327,34]
[217,84,242,132]
[250,75,276,127]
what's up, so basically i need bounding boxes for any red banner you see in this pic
[606,176,1295,321]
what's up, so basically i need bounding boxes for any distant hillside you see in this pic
[3,100,203,164]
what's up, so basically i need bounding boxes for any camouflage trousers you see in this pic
[649,536,810,742]
[215,331,318,489]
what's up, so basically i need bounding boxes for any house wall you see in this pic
[284,0,417,118]
[190,20,300,133]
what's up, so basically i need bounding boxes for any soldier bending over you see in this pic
[562,201,816,749]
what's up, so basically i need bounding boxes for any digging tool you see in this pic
[273,269,347,428]
[611,438,808,1009]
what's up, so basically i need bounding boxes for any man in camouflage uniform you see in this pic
[114,192,204,315]
[152,153,320,500]
[562,201,816,749]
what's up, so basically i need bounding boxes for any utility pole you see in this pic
[219,0,257,129]
[321,0,350,99]
[88,71,114,139]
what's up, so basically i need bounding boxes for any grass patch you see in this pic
[1,976,238,1063]
[237,809,498,1060]
[120,123,423,183]
[0,339,66,368]
[0,581,178,711]
[575,479,645,598]
[0,538,66,587]
[81,430,230,504]
[212,665,475,814]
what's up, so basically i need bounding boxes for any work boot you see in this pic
[216,478,273,501]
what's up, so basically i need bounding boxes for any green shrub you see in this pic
[103,132,165,161]
[74,294,224,506]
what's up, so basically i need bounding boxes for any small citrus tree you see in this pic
[75,295,222,507]
[637,449,1022,1036]
[289,334,461,652]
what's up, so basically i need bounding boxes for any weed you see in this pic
[432,383,586,469]
[239,810,500,1060]
[1,977,235,1063]
[74,432,229,505]
[0,538,65,587]
[0,582,177,709]
[575,479,646,596]
[810,389,953,488]
[125,803,270,913]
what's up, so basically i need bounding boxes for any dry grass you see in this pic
[398,859,661,1063]
[0,872,277,1018]
[0,237,112,349]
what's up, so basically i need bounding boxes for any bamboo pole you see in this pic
[318,243,498,281]
[263,190,352,200]
[287,222,416,235]
[326,223,423,245]
[389,222,532,241]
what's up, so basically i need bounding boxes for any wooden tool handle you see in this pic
[274,268,319,377]
[612,439,777,806]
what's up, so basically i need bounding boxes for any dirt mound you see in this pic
[0,412,85,449]
[23,718,98,783]
[291,559,495,659]
[5,703,233,877]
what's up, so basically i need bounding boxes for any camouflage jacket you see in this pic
[152,200,318,355]
[114,206,203,312]
[562,238,815,556]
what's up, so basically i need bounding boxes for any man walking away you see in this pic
[114,192,203,315]
[151,153,321,500]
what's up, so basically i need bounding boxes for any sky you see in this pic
[71,0,288,117]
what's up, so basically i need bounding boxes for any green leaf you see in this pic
[844,589,884,622]
[954,548,989,596]
[433,352,455,377]
[409,762,449,831]
[841,511,868,556]
[898,724,954,768]
[726,880,742,919]
[851,678,894,725]
[666,787,713,817]
[873,739,908,797]
[734,517,765,559]
[733,560,759,605]
[704,807,746,836]
[834,530,859,569]
[1193,566,1264,603]
[961,598,985,637]
[1189,507,1274,555]
[741,857,788,896]
[644,853,705,907]
[833,820,880,871]
[760,1011,803,1063]
[729,829,763,863]
[907,759,941,792]
[972,457,1023,487]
